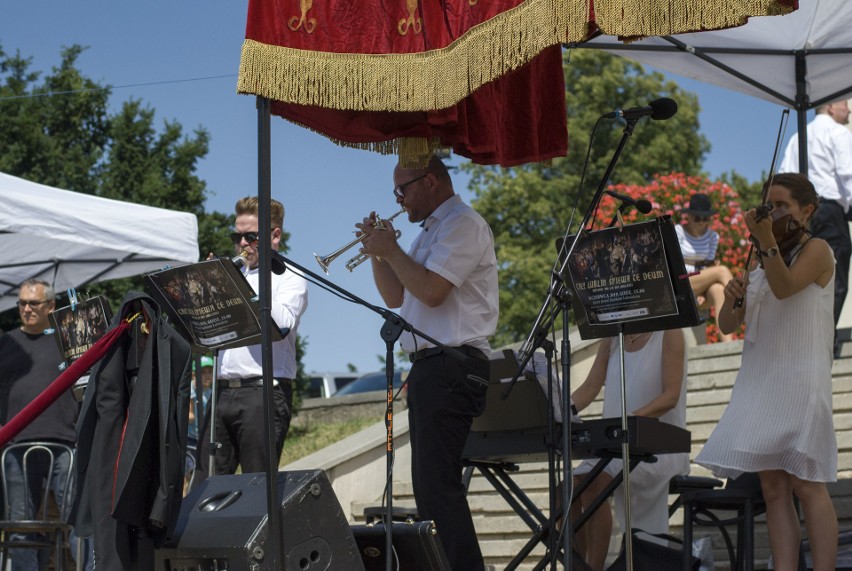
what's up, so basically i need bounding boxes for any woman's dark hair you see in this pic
[765,173,820,215]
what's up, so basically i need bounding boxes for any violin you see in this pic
[733,109,791,309]
[748,203,806,267]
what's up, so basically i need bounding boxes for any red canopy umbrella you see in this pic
[237,0,797,166]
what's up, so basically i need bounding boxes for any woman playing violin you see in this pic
[697,173,838,571]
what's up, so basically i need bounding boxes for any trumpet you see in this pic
[315,208,405,273]
[231,250,249,269]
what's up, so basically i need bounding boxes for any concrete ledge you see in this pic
[295,390,407,426]
[285,412,412,522]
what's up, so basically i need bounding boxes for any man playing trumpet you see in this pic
[357,156,498,571]
[213,197,308,476]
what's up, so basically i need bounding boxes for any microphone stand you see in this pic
[271,251,467,571]
[207,349,220,477]
[508,115,642,570]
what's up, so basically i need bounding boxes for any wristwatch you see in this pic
[759,245,779,258]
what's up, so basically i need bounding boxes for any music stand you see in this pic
[144,258,287,477]
[556,216,702,340]
[556,216,700,566]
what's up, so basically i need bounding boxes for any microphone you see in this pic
[602,98,678,121]
[270,251,287,275]
[605,190,653,214]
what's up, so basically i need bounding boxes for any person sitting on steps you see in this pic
[675,193,734,342]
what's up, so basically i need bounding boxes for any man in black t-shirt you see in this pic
[0,279,87,571]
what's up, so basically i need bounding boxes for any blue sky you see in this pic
[0,2,801,375]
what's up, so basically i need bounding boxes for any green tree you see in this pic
[0,45,109,191]
[464,49,710,346]
[0,44,309,398]
[720,169,764,207]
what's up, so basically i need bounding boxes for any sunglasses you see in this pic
[392,174,429,199]
[17,299,49,308]
[230,231,260,245]
[692,215,711,222]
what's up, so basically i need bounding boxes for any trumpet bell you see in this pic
[314,252,333,274]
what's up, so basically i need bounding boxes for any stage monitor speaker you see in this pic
[155,470,364,571]
[350,521,450,571]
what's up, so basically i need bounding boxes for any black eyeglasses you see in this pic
[230,231,260,245]
[392,174,429,199]
[17,299,49,308]
[693,215,711,222]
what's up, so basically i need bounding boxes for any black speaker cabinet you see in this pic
[350,521,450,571]
[155,470,364,571]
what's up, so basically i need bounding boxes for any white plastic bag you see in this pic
[692,536,714,571]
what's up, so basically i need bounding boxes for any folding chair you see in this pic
[678,473,766,571]
[0,442,76,571]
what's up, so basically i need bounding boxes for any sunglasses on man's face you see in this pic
[692,215,710,222]
[230,231,259,245]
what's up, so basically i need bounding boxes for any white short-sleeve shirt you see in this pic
[398,194,498,355]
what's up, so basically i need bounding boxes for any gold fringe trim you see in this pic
[238,0,793,113]
[238,0,587,112]
[326,137,443,168]
[282,116,442,167]
[594,0,795,39]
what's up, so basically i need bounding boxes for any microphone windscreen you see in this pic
[649,98,678,120]
[635,200,653,214]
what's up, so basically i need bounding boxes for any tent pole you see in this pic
[257,95,284,570]
[794,50,809,176]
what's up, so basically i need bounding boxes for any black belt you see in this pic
[819,197,843,208]
[220,377,290,389]
[408,345,487,363]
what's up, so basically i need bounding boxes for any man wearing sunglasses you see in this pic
[0,279,90,570]
[357,156,498,571]
[213,197,308,476]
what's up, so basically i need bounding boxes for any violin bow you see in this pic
[733,108,790,309]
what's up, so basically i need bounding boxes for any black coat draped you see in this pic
[71,292,191,570]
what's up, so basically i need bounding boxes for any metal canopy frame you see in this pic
[575,38,852,176]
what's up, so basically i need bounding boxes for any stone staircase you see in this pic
[293,336,852,570]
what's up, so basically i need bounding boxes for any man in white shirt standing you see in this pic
[780,99,852,357]
[358,156,498,571]
[214,197,308,474]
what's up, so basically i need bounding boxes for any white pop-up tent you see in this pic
[581,0,852,173]
[0,171,199,312]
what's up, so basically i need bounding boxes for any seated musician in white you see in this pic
[570,329,690,571]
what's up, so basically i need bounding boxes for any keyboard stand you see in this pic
[464,453,656,570]
[464,460,550,571]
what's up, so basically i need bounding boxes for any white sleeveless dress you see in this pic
[696,263,837,482]
[576,330,690,534]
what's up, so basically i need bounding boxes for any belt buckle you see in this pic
[226,379,242,389]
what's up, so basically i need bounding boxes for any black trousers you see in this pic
[407,351,489,571]
[213,382,292,475]
[811,199,851,335]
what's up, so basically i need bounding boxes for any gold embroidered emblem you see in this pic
[288,0,317,34]
[398,0,422,35]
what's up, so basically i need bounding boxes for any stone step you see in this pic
[340,340,852,571]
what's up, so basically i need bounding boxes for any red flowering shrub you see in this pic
[596,173,750,342]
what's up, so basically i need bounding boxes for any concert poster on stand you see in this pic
[144,258,276,351]
[49,295,112,367]
[564,220,678,327]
